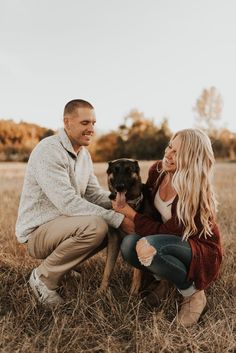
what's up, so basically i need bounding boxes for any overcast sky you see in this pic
[1,0,236,134]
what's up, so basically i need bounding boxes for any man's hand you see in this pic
[120,216,135,234]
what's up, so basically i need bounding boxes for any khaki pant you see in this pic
[27,215,108,290]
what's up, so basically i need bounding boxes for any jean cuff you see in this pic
[178,283,197,297]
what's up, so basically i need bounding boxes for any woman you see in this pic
[112,128,222,327]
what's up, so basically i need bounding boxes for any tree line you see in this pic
[0,87,236,162]
[0,113,235,163]
[89,107,236,161]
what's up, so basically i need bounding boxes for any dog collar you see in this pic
[127,193,144,210]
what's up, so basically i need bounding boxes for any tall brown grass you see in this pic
[0,162,235,353]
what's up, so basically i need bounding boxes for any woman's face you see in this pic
[162,135,182,173]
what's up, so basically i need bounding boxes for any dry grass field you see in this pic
[0,161,235,353]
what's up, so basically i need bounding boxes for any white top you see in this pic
[154,188,175,223]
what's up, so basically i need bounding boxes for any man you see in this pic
[15,99,132,307]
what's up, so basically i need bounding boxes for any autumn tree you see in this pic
[89,131,123,162]
[211,128,236,160]
[194,86,223,134]
[116,109,171,160]
[0,119,54,161]
[89,109,172,161]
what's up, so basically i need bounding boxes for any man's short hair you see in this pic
[64,99,94,116]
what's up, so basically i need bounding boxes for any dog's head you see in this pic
[107,158,141,207]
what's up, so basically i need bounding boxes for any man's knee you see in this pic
[82,216,108,248]
[94,216,108,240]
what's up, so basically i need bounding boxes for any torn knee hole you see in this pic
[136,238,157,267]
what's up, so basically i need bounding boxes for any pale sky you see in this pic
[1,0,236,134]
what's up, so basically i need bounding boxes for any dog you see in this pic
[100,158,149,295]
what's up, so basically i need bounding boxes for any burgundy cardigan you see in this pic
[134,161,222,290]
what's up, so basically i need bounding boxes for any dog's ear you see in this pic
[134,160,140,173]
[107,160,113,173]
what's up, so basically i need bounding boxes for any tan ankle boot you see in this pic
[144,280,170,306]
[177,290,207,327]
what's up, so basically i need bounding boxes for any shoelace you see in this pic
[34,272,51,301]
[38,282,50,301]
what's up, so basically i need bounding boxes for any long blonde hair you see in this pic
[169,129,217,240]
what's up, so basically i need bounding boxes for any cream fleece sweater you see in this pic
[15,128,124,243]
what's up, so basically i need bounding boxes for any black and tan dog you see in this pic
[100,158,149,295]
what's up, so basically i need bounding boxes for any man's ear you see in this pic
[64,116,70,130]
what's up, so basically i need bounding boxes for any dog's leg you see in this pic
[99,228,121,293]
[130,268,142,296]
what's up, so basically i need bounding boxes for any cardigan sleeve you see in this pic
[134,212,184,236]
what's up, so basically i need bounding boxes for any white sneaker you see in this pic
[29,269,64,307]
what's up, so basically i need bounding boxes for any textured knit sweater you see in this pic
[15,128,124,243]
[134,161,223,290]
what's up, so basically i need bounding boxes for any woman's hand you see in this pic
[120,216,135,234]
[112,200,137,220]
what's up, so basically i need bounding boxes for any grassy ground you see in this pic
[0,161,235,353]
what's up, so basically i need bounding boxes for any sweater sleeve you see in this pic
[31,143,124,228]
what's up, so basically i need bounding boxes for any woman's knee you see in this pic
[136,237,157,267]
[120,234,140,261]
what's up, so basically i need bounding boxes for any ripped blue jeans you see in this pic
[121,234,193,290]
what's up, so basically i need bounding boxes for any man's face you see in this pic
[64,107,96,152]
